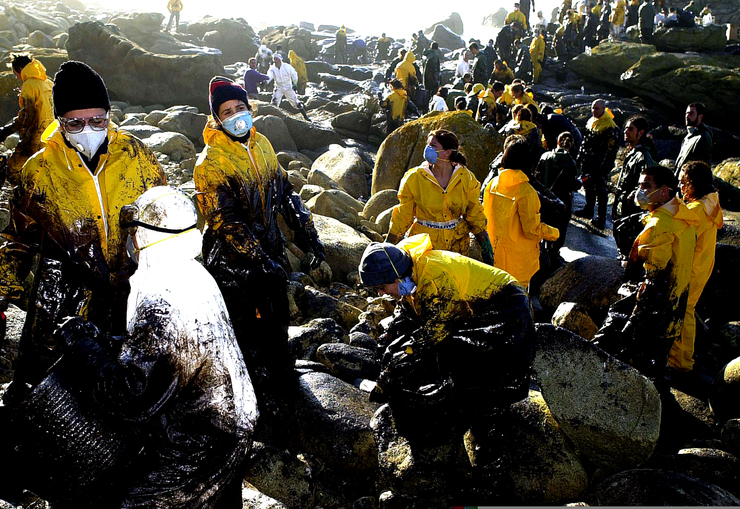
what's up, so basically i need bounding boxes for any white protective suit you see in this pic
[267,56,301,109]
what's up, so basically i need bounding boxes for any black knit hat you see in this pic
[358,242,412,286]
[53,61,110,117]
[209,76,249,118]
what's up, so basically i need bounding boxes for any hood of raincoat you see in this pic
[20,58,48,82]
[650,196,699,230]
[496,168,530,189]
[697,191,723,229]
[586,108,617,133]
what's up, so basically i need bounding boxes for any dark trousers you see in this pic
[582,174,608,221]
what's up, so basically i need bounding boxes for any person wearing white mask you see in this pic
[0,60,166,407]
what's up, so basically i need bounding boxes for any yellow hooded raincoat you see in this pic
[383,88,407,121]
[483,169,559,288]
[530,35,545,82]
[394,51,417,90]
[397,233,520,344]
[8,58,54,185]
[288,50,308,93]
[611,0,626,25]
[388,162,487,255]
[629,196,698,354]
[670,192,723,371]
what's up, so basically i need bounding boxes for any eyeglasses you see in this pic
[59,114,110,134]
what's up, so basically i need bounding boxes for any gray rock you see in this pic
[425,12,464,35]
[304,60,336,82]
[67,21,224,112]
[312,214,372,283]
[187,17,259,65]
[143,131,196,160]
[362,190,399,221]
[316,343,378,383]
[299,184,324,202]
[244,442,315,508]
[144,110,168,126]
[317,72,365,92]
[306,189,364,229]
[276,150,313,169]
[6,5,62,34]
[307,168,345,192]
[27,30,55,48]
[157,110,208,147]
[288,317,347,360]
[349,332,376,350]
[331,111,371,136]
[253,115,297,153]
[653,24,728,53]
[647,448,740,499]
[311,147,369,199]
[722,419,740,457]
[241,483,288,509]
[594,468,740,505]
[283,115,343,151]
[710,356,740,423]
[429,24,465,50]
[118,124,164,141]
[302,286,362,330]
[551,302,599,340]
[533,324,661,470]
[539,255,624,319]
[296,372,380,471]
[375,208,393,234]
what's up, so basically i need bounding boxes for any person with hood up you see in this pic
[193,77,324,444]
[357,234,534,504]
[594,165,698,380]
[386,129,493,263]
[380,78,408,134]
[0,54,54,187]
[483,136,559,288]
[611,0,627,37]
[671,161,722,373]
[0,61,166,406]
[266,54,310,121]
[287,49,308,95]
[1,186,258,508]
[335,25,348,64]
[394,50,418,96]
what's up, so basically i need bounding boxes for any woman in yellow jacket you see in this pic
[483,136,559,288]
[386,129,494,263]
[194,77,324,442]
[0,54,54,186]
[0,61,166,404]
[288,49,308,95]
[670,161,723,372]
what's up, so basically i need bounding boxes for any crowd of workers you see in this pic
[0,0,724,500]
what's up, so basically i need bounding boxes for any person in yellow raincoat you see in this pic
[358,233,534,504]
[490,60,515,85]
[483,136,559,288]
[669,161,723,372]
[386,129,493,263]
[0,54,54,187]
[499,105,542,156]
[611,0,626,37]
[594,165,698,379]
[511,82,539,111]
[287,49,308,95]
[529,29,546,82]
[0,61,166,405]
[505,3,528,29]
[394,50,418,94]
[165,0,182,32]
[194,76,324,444]
[380,78,407,134]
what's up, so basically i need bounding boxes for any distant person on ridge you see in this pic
[165,0,182,33]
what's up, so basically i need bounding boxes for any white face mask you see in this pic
[65,126,107,160]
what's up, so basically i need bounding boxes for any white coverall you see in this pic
[267,60,301,109]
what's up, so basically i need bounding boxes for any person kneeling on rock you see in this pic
[358,233,534,505]
[0,186,258,508]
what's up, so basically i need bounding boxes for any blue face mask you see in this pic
[221,110,252,138]
[398,276,417,296]
[424,144,439,165]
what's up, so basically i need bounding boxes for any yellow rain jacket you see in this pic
[7,58,54,186]
[0,120,166,386]
[530,35,545,82]
[398,233,520,344]
[514,91,539,112]
[167,0,183,12]
[670,192,723,371]
[394,51,417,90]
[497,88,515,107]
[491,66,515,84]
[611,0,626,24]
[586,108,617,133]
[591,3,602,17]
[483,169,559,288]
[382,88,407,121]
[505,10,528,28]
[388,163,487,255]
[628,196,698,353]
[476,89,498,121]
[288,50,308,90]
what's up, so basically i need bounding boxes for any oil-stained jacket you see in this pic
[627,196,698,350]
[483,168,559,288]
[578,113,619,178]
[670,192,723,371]
[194,124,321,271]
[0,121,166,389]
[388,162,487,255]
[7,58,54,186]
[614,142,656,218]
[398,233,520,344]
[381,88,407,121]
[288,50,308,90]
[394,51,417,90]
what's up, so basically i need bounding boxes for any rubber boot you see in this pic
[299,105,310,122]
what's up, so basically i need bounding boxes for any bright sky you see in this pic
[87,0,562,41]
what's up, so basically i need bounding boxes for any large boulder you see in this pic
[295,372,380,472]
[143,131,196,161]
[482,8,509,28]
[372,111,503,194]
[594,469,740,505]
[425,12,464,36]
[429,24,465,50]
[5,5,64,35]
[109,12,166,48]
[27,30,55,48]
[361,189,399,221]
[244,442,315,508]
[568,41,657,89]
[305,189,364,229]
[66,22,223,112]
[620,52,740,129]
[715,158,740,188]
[647,448,740,499]
[652,24,728,53]
[311,147,369,199]
[532,325,661,470]
[312,215,372,283]
[550,302,599,340]
[261,26,319,60]
[493,390,589,504]
[157,110,208,147]
[187,17,259,65]
[283,116,343,151]
[253,115,297,153]
[539,255,624,321]
[331,111,371,139]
